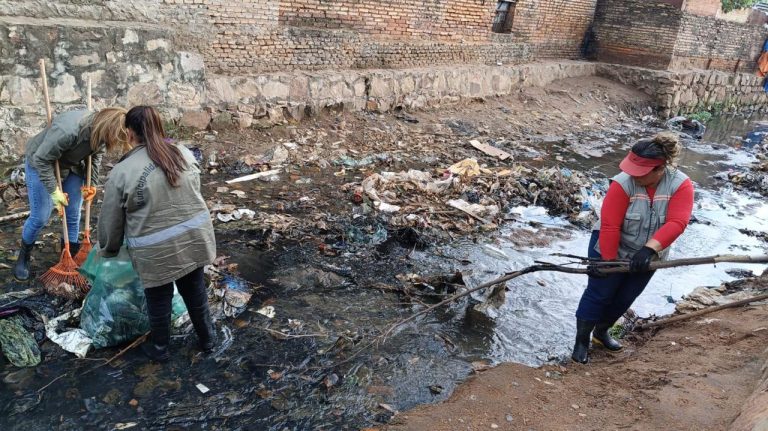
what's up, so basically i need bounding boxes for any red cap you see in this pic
[619,151,665,177]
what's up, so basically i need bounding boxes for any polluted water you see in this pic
[2,115,768,430]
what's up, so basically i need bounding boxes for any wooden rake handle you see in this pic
[39,59,71,248]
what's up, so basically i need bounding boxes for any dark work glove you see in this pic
[630,246,657,273]
[586,265,607,278]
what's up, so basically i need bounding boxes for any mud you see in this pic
[1,76,767,430]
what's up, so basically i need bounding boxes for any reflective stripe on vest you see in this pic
[125,210,210,249]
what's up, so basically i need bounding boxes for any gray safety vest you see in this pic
[594,167,689,261]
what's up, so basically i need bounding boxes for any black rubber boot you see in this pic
[592,322,623,351]
[13,242,34,281]
[188,302,217,353]
[60,238,80,256]
[143,286,173,363]
[571,319,595,364]
[177,268,217,353]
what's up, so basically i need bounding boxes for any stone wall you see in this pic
[0,19,206,157]
[593,0,768,73]
[597,64,768,117]
[593,0,683,69]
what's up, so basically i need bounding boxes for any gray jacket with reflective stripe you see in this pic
[594,168,689,261]
[97,144,216,288]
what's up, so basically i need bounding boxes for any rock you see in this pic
[6,76,39,107]
[237,113,253,129]
[179,51,205,77]
[262,80,289,101]
[145,39,169,51]
[180,111,211,130]
[51,74,80,103]
[167,82,201,108]
[212,112,233,129]
[122,29,139,45]
[506,414,514,422]
[206,77,238,106]
[127,83,163,106]
[70,53,100,67]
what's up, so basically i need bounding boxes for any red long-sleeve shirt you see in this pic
[599,178,694,260]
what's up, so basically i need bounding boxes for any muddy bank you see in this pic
[1,75,767,430]
[386,276,768,431]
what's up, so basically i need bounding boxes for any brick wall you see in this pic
[671,13,768,72]
[682,0,721,17]
[593,0,683,69]
[1,0,599,74]
[593,0,768,73]
[513,0,598,58]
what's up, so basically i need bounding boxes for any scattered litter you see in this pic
[230,190,246,198]
[195,383,210,394]
[216,187,229,193]
[216,208,256,223]
[448,199,499,224]
[45,309,92,359]
[0,316,41,367]
[376,202,401,213]
[469,140,512,160]
[378,403,397,413]
[226,169,282,184]
[114,423,138,430]
[256,306,276,319]
[448,158,482,178]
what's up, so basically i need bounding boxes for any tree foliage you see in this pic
[721,0,760,13]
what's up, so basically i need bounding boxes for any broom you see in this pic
[74,77,93,266]
[37,59,89,299]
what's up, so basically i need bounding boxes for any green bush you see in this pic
[721,0,759,13]
[688,111,713,123]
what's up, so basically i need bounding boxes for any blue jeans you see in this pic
[22,159,83,244]
[575,231,655,323]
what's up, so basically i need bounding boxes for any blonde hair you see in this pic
[651,132,681,167]
[90,107,129,153]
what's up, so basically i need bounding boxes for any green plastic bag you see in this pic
[79,247,187,349]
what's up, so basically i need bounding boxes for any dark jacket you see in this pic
[25,110,105,193]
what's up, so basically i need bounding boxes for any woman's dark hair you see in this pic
[125,106,186,187]
[631,132,681,167]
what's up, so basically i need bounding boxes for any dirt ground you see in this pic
[385,282,768,431]
[5,74,763,430]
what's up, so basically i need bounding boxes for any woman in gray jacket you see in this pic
[98,106,216,362]
[15,107,128,280]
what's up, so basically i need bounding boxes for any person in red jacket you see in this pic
[572,132,694,364]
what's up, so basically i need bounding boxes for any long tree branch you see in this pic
[330,254,768,368]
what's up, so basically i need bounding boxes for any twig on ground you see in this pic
[81,331,150,375]
[636,292,768,330]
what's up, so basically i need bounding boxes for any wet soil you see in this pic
[387,277,768,431]
[1,75,767,430]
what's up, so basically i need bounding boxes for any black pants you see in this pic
[144,266,208,345]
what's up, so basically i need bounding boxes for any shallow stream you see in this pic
[3,115,768,430]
